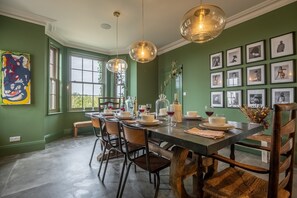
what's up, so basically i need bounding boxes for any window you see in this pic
[49,46,60,113]
[69,54,105,111]
[115,71,126,98]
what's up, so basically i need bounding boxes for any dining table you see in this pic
[85,112,264,198]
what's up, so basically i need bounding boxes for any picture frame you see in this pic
[210,51,223,70]
[227,69,242,87]
[246,65,265,86]
[270,60,294,84]
[211,91,224,108]
[226,90,242,108]
[246,40,265,63]
[271,88,294,107]
[247,89,266,108]
[226,46,242,67]
[210,72,223,88]
[270,32,295,59]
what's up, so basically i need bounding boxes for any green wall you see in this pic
[158,2,297,160]
[0,16,47,155]
[159,2,297,121]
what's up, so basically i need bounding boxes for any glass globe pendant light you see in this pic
[180,0,226,43]
[129,0,157,63]
[106,11,128,73]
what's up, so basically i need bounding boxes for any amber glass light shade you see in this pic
[129,40,157,63]
[180,4,226,43]
[106,58,128,73]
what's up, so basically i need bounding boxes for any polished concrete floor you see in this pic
[0,134,296,198]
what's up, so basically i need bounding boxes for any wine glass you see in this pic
[146,104,152,113]
[167,105,175,126]
[205,105,214,119]
[139,105,145,118]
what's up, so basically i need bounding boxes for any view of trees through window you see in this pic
[70,55,105,111]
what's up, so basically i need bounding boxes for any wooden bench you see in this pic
[73,120,92,138]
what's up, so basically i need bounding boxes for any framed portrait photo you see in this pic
[227,69,242,87]
[210,52,223,70]
[227,90,242,108]
[246,65,265,86]
[210,72,223,88]
[211,91,224,108]
[226,47,242,67]
[270,32,295,59]
[270,60,294,84]
[247,89,266,108]
[246,40,265,63]
[271,88,294,107]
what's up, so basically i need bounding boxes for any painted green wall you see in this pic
[0,16,47,155]
[158,3,297,160]
[159,2,297,121]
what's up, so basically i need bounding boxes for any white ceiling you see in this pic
[0,0,296,55]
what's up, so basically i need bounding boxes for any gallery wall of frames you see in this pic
[209,32,295,108]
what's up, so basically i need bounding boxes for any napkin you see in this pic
[184,127,225,139]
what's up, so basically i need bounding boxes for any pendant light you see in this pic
[106,11,128,73]
[180,0,226,43]
[129,0,157,63]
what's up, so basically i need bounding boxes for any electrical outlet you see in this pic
[9,136,21,142]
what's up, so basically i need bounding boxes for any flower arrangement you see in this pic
[163,60,183,88]
[240,105,271,129]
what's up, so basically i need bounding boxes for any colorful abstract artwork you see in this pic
[0,50,31,105]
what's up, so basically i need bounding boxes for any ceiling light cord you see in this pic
[142,0,144,41]
[116,13,119,57]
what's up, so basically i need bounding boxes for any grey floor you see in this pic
[0,135,296,198]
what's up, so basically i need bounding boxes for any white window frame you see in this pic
[68,52,106,112]
[49,46,60,113]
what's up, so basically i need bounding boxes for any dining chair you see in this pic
[98,97,123,112]
[203,103,297,198]
[89,117,102,166]
[98,118,123,182]
[118,123,171,198]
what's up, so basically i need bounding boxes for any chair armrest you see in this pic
[236,141,271,152]
[210,153,269,174]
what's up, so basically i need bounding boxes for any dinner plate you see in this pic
[199,123,235,131]
[116,115,134,120]
[101,112,114,116]
[183,115,202,120]
[137,119,161,126]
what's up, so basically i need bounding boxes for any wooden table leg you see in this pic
[169,146,197,198]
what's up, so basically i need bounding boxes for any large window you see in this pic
[115,71,126,98]
[49,46,60,113]
[69,54,105,111]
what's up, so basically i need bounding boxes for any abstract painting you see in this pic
[1,50,31,105]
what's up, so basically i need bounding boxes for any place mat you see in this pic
[184,127,225,139]
[122,120,137,124]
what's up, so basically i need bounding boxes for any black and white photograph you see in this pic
[210,72,223,88]
[227,69,242,87]
[271,88,294,106]
[226,47,242,67]
[271,60,294,84]
[247,89,266,107]
[270,32,295,58]
[227,90,242,108]
[247,65,265,85]
[246,40,265,63]
[211,91,224,107]
[210,52,223,70]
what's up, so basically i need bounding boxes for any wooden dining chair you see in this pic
[203,103,297,198]
[98,97,123,112]
[89,117,102,166]
[118,124,171,198]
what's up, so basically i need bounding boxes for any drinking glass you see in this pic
[146,104,152,113]
[167,105,175,126]
[205,105,214,118]
[138,105,145,118]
